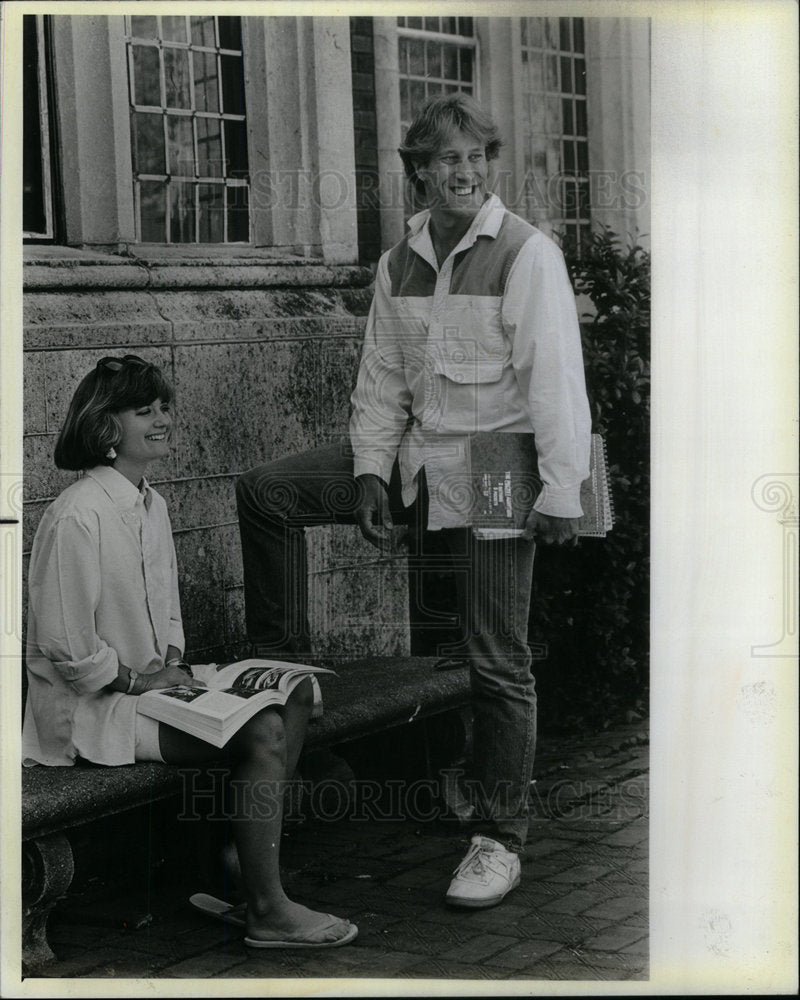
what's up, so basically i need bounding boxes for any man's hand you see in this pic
[355,474,406,552]
[522,510,580,546]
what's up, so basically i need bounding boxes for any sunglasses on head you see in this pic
[96,355,150,373]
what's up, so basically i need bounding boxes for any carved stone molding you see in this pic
[22,833,75,971]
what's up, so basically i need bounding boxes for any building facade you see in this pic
[21,13,650,662]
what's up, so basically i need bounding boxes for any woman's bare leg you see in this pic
[281,677,314,786]
[158,680,354,943]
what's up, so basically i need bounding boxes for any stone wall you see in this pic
[22,247,410,663]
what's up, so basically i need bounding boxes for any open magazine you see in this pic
[136,658,334,748]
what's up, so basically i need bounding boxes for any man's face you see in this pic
[416,128,489,221]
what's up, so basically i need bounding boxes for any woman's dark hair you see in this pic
[54,355,174,471]
[398,93,504,199]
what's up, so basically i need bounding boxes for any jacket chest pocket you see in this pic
[436,297,507,382]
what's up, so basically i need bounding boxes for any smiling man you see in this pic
[235,94,591,910]
[349,94,591,907]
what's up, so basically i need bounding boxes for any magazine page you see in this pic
[137,659,334,731]
[136,659,337,747]
[154,683,281,725]
[191,658,333,692]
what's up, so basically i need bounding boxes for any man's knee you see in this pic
[236,463,300,519]
[469,654,536,700]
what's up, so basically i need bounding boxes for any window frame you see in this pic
[373,16,648,255]
[43,14,358,262]
[516,15,592,249]
[124,13,253,245]
[396,18,481,134]
[23,14,57,242]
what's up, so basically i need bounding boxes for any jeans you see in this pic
[236,440,537,851]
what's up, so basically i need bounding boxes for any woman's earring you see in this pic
[106,446,117,460]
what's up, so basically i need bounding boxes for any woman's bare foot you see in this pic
[245,898,356,946]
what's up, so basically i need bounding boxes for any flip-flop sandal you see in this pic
[244,917,358,950]
[191,893,358,949]
[189,892,247,929]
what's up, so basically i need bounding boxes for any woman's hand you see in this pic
[140,665,206,692]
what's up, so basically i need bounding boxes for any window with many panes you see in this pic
[396,17,478,134]
[520,17,590,251]
[125,14,250,243]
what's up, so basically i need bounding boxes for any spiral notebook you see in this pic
[468,432,614,539]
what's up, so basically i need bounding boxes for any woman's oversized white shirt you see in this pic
[22,465,184,766]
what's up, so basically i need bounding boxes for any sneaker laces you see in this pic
[452,840,491,877]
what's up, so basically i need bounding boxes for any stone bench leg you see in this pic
[22,833,75,972]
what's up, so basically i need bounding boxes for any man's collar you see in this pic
[85,465,152,510]
[406,193,506,267]
[407,193,505,240]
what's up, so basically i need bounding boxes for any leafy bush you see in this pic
[531,226,650,733]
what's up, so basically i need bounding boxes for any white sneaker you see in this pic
[445,835,521,909]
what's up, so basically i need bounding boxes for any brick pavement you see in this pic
[34,720,649,984]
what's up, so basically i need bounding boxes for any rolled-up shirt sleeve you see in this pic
[503,235,591,518]
[30,513,119,694]
[350,253,414,485]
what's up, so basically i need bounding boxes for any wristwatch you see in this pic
[127,669,139,694]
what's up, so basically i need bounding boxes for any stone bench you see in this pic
[22,654,471,971]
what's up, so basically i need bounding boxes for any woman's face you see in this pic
[115,398,172,470]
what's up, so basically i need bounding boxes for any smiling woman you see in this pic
[28,354,190,763]
[22,355,357,949]
[52,355,175,477]
[114,396,173,479]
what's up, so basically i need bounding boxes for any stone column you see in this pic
[373,17,404,251]
[479,19,519,212]
[584,18,651,248]
[256,17,359,264]
[309,18,359,264]
[50,15,135,247]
